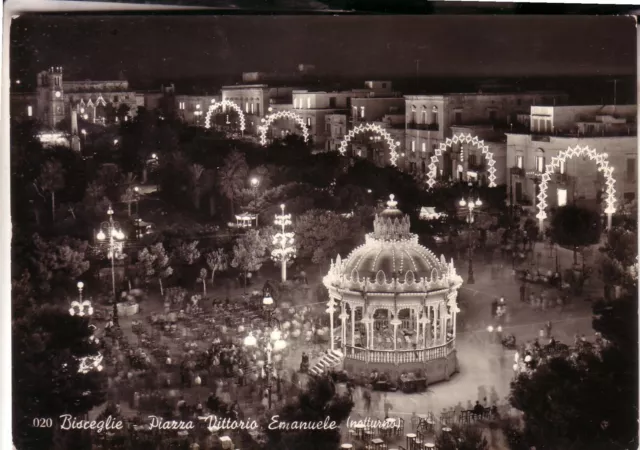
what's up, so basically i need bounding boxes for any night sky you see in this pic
[10,14,637,85]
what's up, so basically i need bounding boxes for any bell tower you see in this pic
[48,66,65,127]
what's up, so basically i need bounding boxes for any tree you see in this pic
[218,150,248,216]
[599,226,638,289]
[205,248,228,286]
[196,268,208,295]
[121,187,136,217]
[231,229,269,290]
[172,240,201,265]
[294,209,364,266]
[29,234,91,297]
[264,375,353,450]
[510,297,639,450]
[36,160,65,221]
[549,205,602,266]
[188,163,206,210]
[13,305,106,450]
[134,247,157,286]
[149,242,173,296]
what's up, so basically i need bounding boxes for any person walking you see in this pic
[520,284,526,303]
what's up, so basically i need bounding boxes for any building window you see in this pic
[179,102,185,110]
[454,111,462,125]
[557,188,567,207]
[382,82,387,88]
[489,110,497,122]
[196,104,201,110]
[421,110,427,124]
[468,154,477,166]
[421,142,426,153]
[329,97,336,108]
[627,158,636,182]
[250,103,254,114]
[255,103,260,116]
[307,97,311,109]
[536,155,545,173]
[294,98,298,109]
[245,102,249,113]
[27,105,32,117]
[114,95,119,102]
[516,155,523,169]
[360,107,365,119]
[306,117,311,127]
[559,159,566,174]
[411,140,416,152]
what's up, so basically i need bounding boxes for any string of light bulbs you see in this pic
[536,145,616,222]
[426,133,498,189]
[204,100,246,132]
[258,110,309,146]
[337,123,400,166]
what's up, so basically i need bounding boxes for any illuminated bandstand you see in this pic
[536,145,617,230]
[338,123,401,166]
[426,133,498,188]
[204,100,246,133]
[258,109,309,146]
[323,195,463,379]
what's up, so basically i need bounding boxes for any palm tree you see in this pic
[37,160,65,221]
[217,150,248,217]
[188,163,205,210]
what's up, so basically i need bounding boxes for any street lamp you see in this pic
[272,204,296,282]
[244,323,287,410]
[133,186,140,215]
[96,205,125,325]
[77,281,84,302]
[250,177,260,227]
[458,196,482,285]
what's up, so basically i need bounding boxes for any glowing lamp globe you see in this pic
[459,199,467,207]
[77,281,84,290]
[270,329,281,341]
[513,364,519,371]
[97,230,106,241]
[524,355,532,363]
[263,294,274,307]
[487,325,494,332]
[244,333,257,347]
[274,339,286,352]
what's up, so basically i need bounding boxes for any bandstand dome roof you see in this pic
[324,195,462,295]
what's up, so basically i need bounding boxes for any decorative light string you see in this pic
[258,110,309,146]
[536,145,616,222]
[338,123,400,166]
[426,133,497,189]
[204,100,246,132]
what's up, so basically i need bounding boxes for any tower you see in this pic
[36,66,65,128]
[49,67,65,128]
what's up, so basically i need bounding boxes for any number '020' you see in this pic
[32,418,53,428]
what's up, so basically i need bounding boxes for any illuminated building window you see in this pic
[421,142,426,152]
[411,140,416,152]
[27,106,32,117]
[251,103,254,114]
[293,98,298,109]
[516,155,523,169]
[536,155,545,173]
[559,159,566,174]
[360,107,365,119]
[306,117,311,126]
[307,97,311,109]
[557,188,567,206]
[245,102,249,113]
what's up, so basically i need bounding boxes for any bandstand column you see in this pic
[351,306,356,347]
[440,303,446,344]
[327,298,337,352]
[339,306,348,353]
[370,315,374,350]
[432,305,437,346]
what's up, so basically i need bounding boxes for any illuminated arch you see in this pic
[338,123,400,166]
[426,133,497,189]
[204,100,246,132]
[536,145,616,223]
[258,110,309,145]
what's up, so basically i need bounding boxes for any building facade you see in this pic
[506,104,637,211]
[400,92,569,184]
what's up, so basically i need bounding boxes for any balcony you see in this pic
[467,162,486,173]
[510,167,525,177]
[407,122,440,131]
[554,173,572,185]
[531,134,551,142]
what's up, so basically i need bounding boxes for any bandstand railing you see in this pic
[344,339,455,364]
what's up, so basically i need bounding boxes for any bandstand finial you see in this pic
[387,194,398,209]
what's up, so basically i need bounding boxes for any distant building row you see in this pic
[10,68,637,208]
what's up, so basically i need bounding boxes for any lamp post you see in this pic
[244,316,286,410]
[272,204,296,282]
[77,281,84,302]
[96,206,125,325]
[250,177,260,227]
[458,196,482,285]
[133,186,140,215]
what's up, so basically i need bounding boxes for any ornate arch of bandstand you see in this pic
[257,110,309,146]
[323,194,463,381]
[337,123,401,166]
[535,144,617,230]
[204,100,246,133]
[426,133,498,189]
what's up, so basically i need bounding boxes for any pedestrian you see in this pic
[520,284,526,302]
[383,394,392,419]
[491,299,498,318]
[363,388,372,413]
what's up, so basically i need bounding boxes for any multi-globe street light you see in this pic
[244,293,287,410]
[458,196,482,285]
[250,177,260,226]
[96,206,125,324]
[272,204,296,282]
